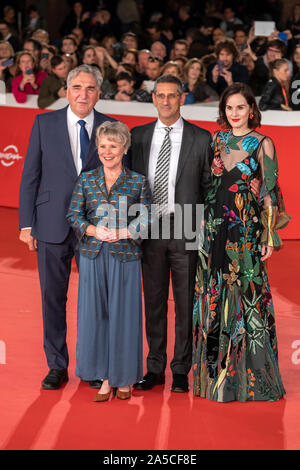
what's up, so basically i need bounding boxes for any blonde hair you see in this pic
[96,121,131,151]
[161,61,182,78]
[0,40,14,58]
[183,57,203,82]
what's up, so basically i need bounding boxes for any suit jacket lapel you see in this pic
[142,121,156,177]
[59,107,78,179]
[175,119,194,185]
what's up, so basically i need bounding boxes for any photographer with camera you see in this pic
[38,55,68,109]
[12,50,47,103]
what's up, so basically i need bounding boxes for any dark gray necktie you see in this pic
[153,126,172,215]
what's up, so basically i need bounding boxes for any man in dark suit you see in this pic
[19,64,114,390]
[129,74,213,392]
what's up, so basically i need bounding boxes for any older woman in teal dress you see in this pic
[67,121,151,402]
[193,83,291,402]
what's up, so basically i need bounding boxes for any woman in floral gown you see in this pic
[193,83,291,402]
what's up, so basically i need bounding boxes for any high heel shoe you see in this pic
[116,387,131,400]
[93,388,116,402]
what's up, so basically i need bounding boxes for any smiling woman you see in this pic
[193,82,291,403]
[66,120,152,402]
[11,51,47,103]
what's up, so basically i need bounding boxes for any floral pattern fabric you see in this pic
[193,129,290,402]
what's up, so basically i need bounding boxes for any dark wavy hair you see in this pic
[217,82,261,129]
[215,39,239,62]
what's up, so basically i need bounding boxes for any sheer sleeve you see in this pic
[257,136,291,248]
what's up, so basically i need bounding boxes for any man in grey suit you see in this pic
[19,65,114,390]
[129,75,213,392]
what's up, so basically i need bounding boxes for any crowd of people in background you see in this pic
[0,0,300,110]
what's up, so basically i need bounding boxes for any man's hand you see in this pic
[220,69,233,86]
[114,91,130,101]
[57,86,67,98]
[212,64,219,83]
[281,104,292,111]
[19,228,37,251]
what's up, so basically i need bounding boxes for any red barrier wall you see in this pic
[0,107,297,238]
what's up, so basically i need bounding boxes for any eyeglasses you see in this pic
[268,48,281,53]
[155,92,180,101]
[148,56,161,62]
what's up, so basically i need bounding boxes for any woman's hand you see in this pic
[250,178,261,198]
[105,228,132,243]
[21,72,37,89]
[0,59,7,71]
[27,73,37,87]
[261,244,273,261]
[94,225,112,241]
[20,74,32,90]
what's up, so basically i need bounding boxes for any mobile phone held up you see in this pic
[278,32,288,45]
[25,68,34,75]
[1,57,14,67]
[218,60,224,75]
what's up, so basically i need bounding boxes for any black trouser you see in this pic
[37,230,79,370]
[141,218,198,376]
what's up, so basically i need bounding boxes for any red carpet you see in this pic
[0,207,299,450]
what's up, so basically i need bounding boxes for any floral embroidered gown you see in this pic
[193,129,291,402]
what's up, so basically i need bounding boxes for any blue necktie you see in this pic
[78,120,90,164]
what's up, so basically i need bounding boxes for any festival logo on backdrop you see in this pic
[0,145,23,167]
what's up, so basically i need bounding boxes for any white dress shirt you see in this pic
[148,116,183,214]
[67,106,94,175]
[22,107,95,231]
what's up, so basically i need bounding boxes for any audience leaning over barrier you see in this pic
[259,59,292,111]
[38,55,68,108]
[0,39,16,91]
[12,50,47,103]
[183,57,218,103]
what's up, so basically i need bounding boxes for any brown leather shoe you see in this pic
[116,388,131,400]
[93,388,116,402]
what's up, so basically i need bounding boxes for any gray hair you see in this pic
[67,64,103,88]
[153,74,184,95]
[151,41,167,53]
[95,121,131,151]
